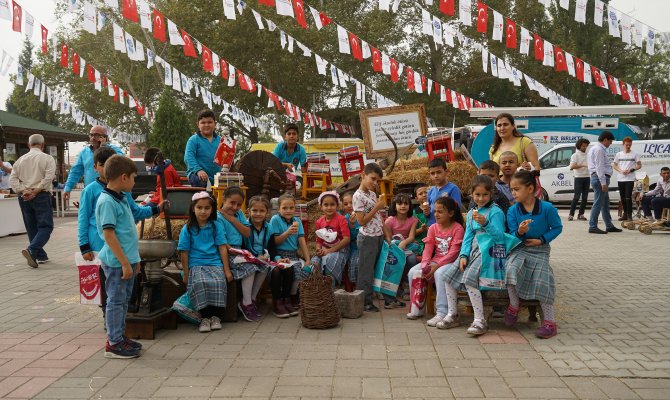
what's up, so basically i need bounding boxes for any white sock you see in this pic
[445,283,458,317]
[507,284,520,309]
[541,302,555,322]
[251,271,268,300]
[241,274,254,306]
[466,286,484,322]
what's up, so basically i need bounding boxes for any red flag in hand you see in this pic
[11,1,22,32]
[122,0,139,23]
[371,46,382,72]
[476,2,488,34]
[440,0,455,16]
[180,30,196,57]
[505,18,517,48]
[60,44,68,68]
[202,45,213,72]
[153,9,166,42]
[390,58,399,82]
[533,34,544,61]
[41,25,48,54]
[554,47,567,71]
[574,57,584,82]
[349,32,363,61]
[72,52,80,75]
[293,0,307,29]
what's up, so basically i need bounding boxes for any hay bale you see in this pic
[137,217,188,240]
[385,160,477,195]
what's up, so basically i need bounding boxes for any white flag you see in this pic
[23,11,34,37]
[559,0,569,10]
[33,78,41,96]
[392,0,401,12]
[427,78,433,95]
[309,6,323,30]
[280,31,287,48]
[607,6,619,37]
[287,35,294,53]
[537,0,550,7]
[490,53,498,77]
[125,31,138,60]
[228,65,236,87]
[362,41,371,58]
[543,40,554,67]
[600,71,609,90]
[337,69,348,88]
[459,0,471,26]
[16,65,23,85]
[267,19,276,31]
[212,53,220,76]
[575,0,587,24]
[138,0,151,31]
[565,52,575,77]
[492,11,503,41]
[440,85,446,102]
[414,71,422,93]
[379,0,390,11]
[451,90,458,106]
[382,53,390,75]
[97,11,106,31]
[646,28,655,55]
[481,49,488,73]
[147,48,154,68]
[330,65,338,86]
[425,0,433,5]
[172,67,181,91]
[633,23,643,48]
[422,9,432,35]
[252,10,264,29]
[94,69,101,91]
[443,23,455,47]
[0,0,10,20]
[25,73,34,92]
[296,41,311,57]
[163,63,172,86]
[315,54,327,75]
[168,19,184,45]
[276,0,294,17]
[519,27,530,55]
[594,0,604,27]
[113,23,126,53]
[583,61,592,84]
[39,83,45,102]
[135,40,145,61]
[621,14,631,44]
[512,68,522,87]
[83,3,96,34]
[107,78,114,96]
[432,16,443,45]
[129,96,136,108]
[180,73,189,94]
[223,0,236,20]
[105,0,117,10]
[337,25,350,54]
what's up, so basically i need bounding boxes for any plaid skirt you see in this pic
[310,247,349,285]
[187,266,227,311]
[228,254,269,280]
[505,244,555,304]
[276,249,308,281]
[348,248,360,282]
[442,240,482,290]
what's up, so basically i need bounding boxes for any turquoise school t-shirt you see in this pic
[95,189,140,268]
[177,220,227,268]
[268,214,304,252]
[217,210,250,248]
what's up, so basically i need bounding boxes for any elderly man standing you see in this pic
[587,131,623,234]
[63,126,123,201]
[9,134,57,268]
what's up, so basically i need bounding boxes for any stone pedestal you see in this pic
[334,289,364,319]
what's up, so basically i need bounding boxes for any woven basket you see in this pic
[299,270,341,329]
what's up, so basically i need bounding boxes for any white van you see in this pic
[539,140,670,203]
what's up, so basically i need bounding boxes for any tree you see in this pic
[148,89,192,169]
[5,38,60,125]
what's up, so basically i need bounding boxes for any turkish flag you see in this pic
[592,67,604,87]
[619,81,630,100]
[293,0,307,29]
[371,46,382,72]
[319,11,332,28]
[445,88,452,104]
[533,34,544,61]
[113,85,119,102]
[574,57,584,82]
[476,2,488,34]
[554,46,566,71]
[421,74,428,93]
[631,85,640,103]
[102,75,108,88]
[237,70,249,91]
[456,94,465,110]
[181,30,196,57]
[440,0,455,16]
[259,0,276,6]
[607,74,617,94]
[11,1,21,32]
[349,32,363,61]
[662,98,668,116]
[87,65,95,82]
[642,91,651,108]
[153,9,166,42]
[137,102,145,116]
[434,82,440,96]
[505,19,517,48]
[60,44,68,67]
[390,58,399,82]
[41,25,48,54]
[652,96,660,112]
[220,59,229,79]
[202,45,213,72]
[406,67,414,91]
[72,52,80,75]
[122,0,139,23]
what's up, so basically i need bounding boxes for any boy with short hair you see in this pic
[185,109,221,188]
[144,147,182,204]
[273,124,307,172]
[353,163,387,312]
[468,160,510,215]
[424,158,462,226]
[497,151,518,203]
[95,155,144,359]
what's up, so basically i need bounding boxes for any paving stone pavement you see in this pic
[0,211,668,399]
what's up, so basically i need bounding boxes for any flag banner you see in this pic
[607,5,619,37]
[476,1,487,34]
[223,0,236,20]
[646,29,655,55]
[565,52,575,77]
[621,14,631,44]
[492,10,502,41]
[153,9,166,42]
[519,27,530,55]
[276,0,294,17]
[83,3,96,34]
[440,0,454,16]
[168,19,184,45]
[459,0,471,26]
[575,0,586,24]
[337,25,350,54]
[505,18,517,48]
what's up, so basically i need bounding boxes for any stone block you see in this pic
[333,289,364,319]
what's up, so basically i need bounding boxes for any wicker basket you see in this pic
[299,270,341,329]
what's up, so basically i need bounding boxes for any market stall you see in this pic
[0,196,26,237]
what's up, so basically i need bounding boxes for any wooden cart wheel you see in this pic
[641,226,653,235]
[234,150,287,201]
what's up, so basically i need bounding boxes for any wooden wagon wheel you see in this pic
[234,150,287,200]
[641,226,653,235]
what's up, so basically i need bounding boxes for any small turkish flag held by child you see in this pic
[60,44,68,67]
[371,46,382,72]
[75,253,102,306]
[440,0,455,16]
[202,45,213,72]
[476,2,488,34]
[293,0,307,28]
[214,135,237,168]
[505,18,517,48]
[153,9,166,42]
[122,0,139,23]
[41,25,48,54]
[11,0,21,32]
[349,32,363,61]
[533,34,544,61]
[181,30,196,57]
[72,52,80,75]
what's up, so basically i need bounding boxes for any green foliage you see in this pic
[148,89,192,169]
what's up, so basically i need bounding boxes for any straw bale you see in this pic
[137,217,188,240]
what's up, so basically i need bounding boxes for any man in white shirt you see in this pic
[587,131,622,234]
[613,137,642,221]
[9,134,57,268]
[641,167,670,220]
[568,138,590,221]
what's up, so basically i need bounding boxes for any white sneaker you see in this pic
[199,318,211,333]
[426,313,446,327]
[406,311,424,320]
[436,314,461,330]
[210,316,222,330]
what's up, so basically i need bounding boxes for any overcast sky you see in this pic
[0,0,669,121]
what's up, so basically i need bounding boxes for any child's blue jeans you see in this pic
[102,263,136,345]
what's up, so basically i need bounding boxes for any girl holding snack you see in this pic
[441,175,510,336]
[269,194,311,315]
[406,197,464,322]
[178,192,232,333]
[311,191,350,286]
[505,170,563,339]
[218,187,267,322]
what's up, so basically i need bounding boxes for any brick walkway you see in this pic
[0,213,668,399]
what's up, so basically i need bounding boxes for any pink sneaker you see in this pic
[504,306,519,327]
[535,321,558,339]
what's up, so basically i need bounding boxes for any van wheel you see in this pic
[541,189,549,202]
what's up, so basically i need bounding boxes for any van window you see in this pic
[556,148,574,168]
[540,150,557,169]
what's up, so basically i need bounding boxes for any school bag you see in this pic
[372,241,406,296]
